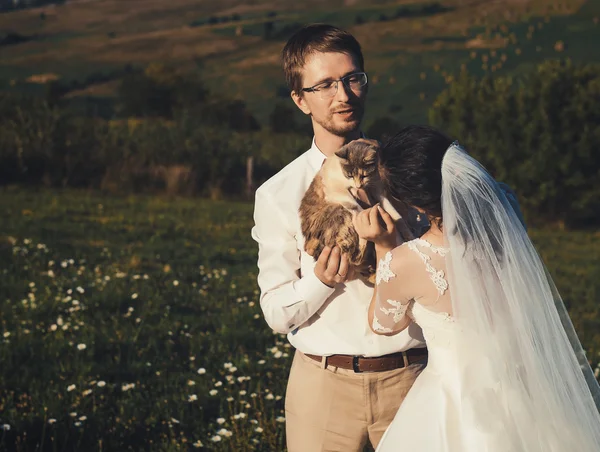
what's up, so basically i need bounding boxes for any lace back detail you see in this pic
[407,239,449,296]
[376,251,396,285]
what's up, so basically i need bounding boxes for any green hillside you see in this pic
[1,0,598,126]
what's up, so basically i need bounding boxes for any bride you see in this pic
[353,125,600,452]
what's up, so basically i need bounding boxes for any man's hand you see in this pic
[314,246,350,288]
[353,204,397,249]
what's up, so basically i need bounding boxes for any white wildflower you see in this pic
[121,383,135,391]
[217,428,232,437]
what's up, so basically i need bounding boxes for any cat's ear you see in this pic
[335,145,349,160]
[363,138,381,148]
[362,141,380,165]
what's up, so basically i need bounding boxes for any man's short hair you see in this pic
[282,24,364,96]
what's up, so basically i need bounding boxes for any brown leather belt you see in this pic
[304,348,428,373]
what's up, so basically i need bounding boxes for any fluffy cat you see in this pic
[299,138,403,283]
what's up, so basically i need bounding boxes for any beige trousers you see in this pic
[285,350,425,452]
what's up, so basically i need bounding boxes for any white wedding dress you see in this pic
[374,143,600,452]
[376,237,600,452]
[377,301,465,452]
[374,239,473,452]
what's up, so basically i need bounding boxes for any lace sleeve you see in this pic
[371,250,412,334]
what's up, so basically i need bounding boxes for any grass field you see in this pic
[0,187,599,450]
[0,189,288,451]
[1,0,599,125]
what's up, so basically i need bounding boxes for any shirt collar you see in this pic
[307,132,367,171]
[307,137,327,171]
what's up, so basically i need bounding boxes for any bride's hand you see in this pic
[353,204,397,249]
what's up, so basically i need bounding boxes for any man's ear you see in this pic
[291,91,311,115]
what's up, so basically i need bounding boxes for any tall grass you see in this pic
[0,188,598,450]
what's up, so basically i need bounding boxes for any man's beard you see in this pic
[315,106,364,137]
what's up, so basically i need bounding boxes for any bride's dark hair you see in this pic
[378,125,453,226]
[380,124,507,258]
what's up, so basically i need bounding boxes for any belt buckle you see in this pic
[352,356,362,373]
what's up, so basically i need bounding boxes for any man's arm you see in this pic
[251,188,337,334]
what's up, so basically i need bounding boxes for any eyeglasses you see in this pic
[301,72,368,99]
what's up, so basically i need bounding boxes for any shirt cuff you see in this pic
[292,270,335,315]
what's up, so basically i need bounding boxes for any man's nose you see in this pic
[335,80,351,102]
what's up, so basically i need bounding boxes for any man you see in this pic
[251,24,427,451]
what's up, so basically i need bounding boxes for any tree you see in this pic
[269,103,297,133]
[430,60,600,226]
[117,63,207,118]
[264,21,274,39]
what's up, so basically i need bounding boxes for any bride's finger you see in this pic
[353,212,365,233]
[377,205,395,234]
[369,205,381,231]
[356,209,370,229]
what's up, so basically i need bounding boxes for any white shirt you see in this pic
[251,138,426,357]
